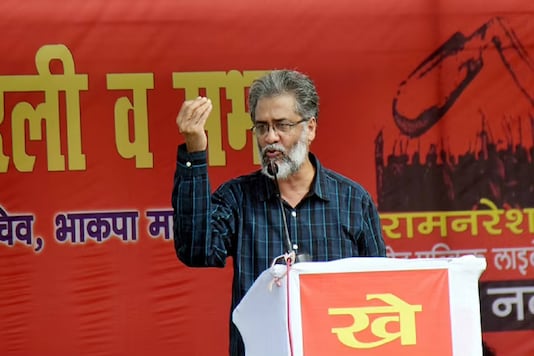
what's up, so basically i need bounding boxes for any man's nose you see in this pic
[264,126,281,142]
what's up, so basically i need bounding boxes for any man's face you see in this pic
[253,94,316,179]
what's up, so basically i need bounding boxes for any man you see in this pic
[172,70,386,356]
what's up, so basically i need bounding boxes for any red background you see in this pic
[1,0,534,355]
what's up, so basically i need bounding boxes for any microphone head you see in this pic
[267,161,279,176]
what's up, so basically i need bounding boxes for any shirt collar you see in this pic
[258,153,330,203]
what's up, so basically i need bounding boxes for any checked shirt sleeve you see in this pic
[171,144,236,267]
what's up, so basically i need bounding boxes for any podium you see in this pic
[232,256,486,356]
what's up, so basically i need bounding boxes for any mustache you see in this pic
[261,144,287,165]
[261,143,287,156]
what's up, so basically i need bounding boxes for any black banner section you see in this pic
[480,279,534,332]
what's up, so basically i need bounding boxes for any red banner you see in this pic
[1,0,534,355]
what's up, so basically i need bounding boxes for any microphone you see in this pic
[269,161,311,263]
[267,160,278,176]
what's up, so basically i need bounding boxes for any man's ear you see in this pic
[307,117,317,143]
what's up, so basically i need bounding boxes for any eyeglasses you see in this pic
[251,119,309,136]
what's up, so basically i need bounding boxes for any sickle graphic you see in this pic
[392,17,534,138]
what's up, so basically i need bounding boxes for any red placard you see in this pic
[300,270,451,355]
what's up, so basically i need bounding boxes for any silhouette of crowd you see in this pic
[376,115,534,212]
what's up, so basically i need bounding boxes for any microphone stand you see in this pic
[269,162,295,256]
[269,161,311,264]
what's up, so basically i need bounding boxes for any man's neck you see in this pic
[277,158,315,208]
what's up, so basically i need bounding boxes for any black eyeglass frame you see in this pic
[251,118,310,136]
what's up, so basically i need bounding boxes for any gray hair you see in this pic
[248,70,319,122]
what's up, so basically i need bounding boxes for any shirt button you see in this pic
[186,161,192,167]
[291,211,297,217]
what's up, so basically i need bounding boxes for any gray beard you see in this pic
[259,128,308,180]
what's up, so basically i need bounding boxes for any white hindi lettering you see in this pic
[492,246,534,276]
[414,243,487,259]
[487,286,534,321]
[385,245,412,258]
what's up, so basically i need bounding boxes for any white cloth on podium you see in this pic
[232,256,486,356]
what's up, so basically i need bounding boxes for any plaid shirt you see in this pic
[172,144,386,356]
